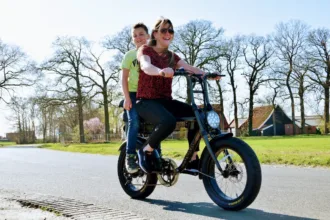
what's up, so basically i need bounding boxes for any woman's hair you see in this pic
[148,17,175,68]
[148,17,173,47]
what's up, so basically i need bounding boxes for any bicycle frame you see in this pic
[174,71,227,174]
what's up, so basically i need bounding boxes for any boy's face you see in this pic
[132,27,149,48]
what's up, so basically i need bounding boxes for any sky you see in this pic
[1,0,330,136]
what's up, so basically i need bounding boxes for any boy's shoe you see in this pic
[186,155,200,171]
[126,154,139,174]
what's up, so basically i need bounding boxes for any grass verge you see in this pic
[39,135,330,167]
[0,142,16,147]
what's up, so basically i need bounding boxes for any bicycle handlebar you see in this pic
[173,69,225,79]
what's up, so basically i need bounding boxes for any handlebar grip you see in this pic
[173,69,226,78]
[174,68,188,76]
[206,73,226,78]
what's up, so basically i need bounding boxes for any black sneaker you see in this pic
[186,156,200,171]
[152,149,163,172]
[126,154,139,174]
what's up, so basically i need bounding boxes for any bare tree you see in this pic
[273,20,308,135]
[81,42,119,142]
[242,35,274,135]
[291,54,314,134]
[33,95,62,143]
[208,59,231,130]
[171,20,224,103]
[7,96,36,144]
[41,36,92,143]
[102,26,135,65]
[307,28,330,134]
[0,39,38,102]
[223,36,243,136]
[33,96,49,142]
[212,61,227,112]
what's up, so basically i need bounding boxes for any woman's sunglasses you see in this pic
[158,28,174,35]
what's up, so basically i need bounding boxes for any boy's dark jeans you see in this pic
[125,92,139,155]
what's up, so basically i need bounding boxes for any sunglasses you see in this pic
[158,28,174,34]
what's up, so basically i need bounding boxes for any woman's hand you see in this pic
[197,70,206,77]
[124,98,132,111]
[212,72,223,81]
[160,67,174,78]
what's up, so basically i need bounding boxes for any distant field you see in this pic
[40,135,330,167]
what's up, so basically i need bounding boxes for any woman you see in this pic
[135,17,204,172]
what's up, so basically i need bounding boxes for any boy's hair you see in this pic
[133,23,149,34]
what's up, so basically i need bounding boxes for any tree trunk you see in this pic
[42,112,47,143]
[216,81,225,130]
[248,88,254,136]
[299,92,306,134]
[325,87,330,134]
[103,90,111,142]
[232,87,239,136]
[186,79,191,104]
[286,73,296,135]
[32,120,36,143]
[273,105,277,136]
[77,95,85,143]
[248,100,253,136]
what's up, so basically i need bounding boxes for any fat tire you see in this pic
[117,142,158,199]
[201,137,262,211]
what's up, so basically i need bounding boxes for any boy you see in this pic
[121,23,150,173]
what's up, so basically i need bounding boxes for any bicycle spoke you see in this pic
[211,148,247,200]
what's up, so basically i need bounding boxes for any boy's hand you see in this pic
[124,98,132,110]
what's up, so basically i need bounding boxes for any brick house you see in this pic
[231,105,295,136]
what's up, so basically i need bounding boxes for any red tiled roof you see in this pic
[228,118,247,128]
[241,105,274,129]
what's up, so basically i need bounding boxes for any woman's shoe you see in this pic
[152,149,162,172]
[186,155,200,171]
[137,148,152,173]
[137,148,163,173]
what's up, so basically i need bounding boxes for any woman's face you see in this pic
[154,22,174,48]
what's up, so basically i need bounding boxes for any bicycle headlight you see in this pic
[206,111,220,129]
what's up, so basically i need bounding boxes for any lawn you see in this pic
[0,142,16,147]
[40,135,330,167]
[241,136,330,167]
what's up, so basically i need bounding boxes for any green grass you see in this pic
[40,142,121,155]
[39,135,330,167]
[242,136,330,167]
[0,142,16,147]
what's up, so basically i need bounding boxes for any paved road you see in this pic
[0,146,329,220]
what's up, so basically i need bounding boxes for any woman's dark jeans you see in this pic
[136,99,200,151]
[125,92,139,155]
